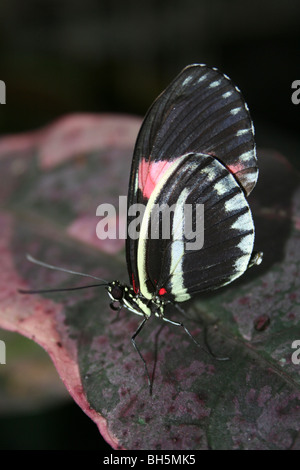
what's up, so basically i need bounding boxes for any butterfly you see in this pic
[21,64,263,393]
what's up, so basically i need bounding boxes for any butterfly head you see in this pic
[107,280,125,302]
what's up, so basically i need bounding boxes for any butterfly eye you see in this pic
[110,285,124,301]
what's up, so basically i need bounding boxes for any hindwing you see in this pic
[134,153,254,301]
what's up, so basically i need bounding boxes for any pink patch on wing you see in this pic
[138,159,173,199]
[227,163,246,175]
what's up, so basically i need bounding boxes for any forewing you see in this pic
[129,64,257,201]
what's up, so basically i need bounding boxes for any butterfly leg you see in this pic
[162,315,208,352]
[131,317,153,395]
[109,301,123,323]
[164,307,230,361]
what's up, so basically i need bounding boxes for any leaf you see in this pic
[0,114,299,450]
[0,328,70,413]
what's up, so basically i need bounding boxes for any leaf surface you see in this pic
[0,114,299,449]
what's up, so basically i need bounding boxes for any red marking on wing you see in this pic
[132,274,139,294]
[159,287,167,296]
[138,158,173,199]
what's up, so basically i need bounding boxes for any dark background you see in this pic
[0,0,299,166]
[0,0,299,450]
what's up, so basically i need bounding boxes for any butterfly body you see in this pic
[107,280,167,319]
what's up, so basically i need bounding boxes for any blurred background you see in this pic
[0,0,299,450]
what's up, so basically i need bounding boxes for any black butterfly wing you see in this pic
[135,153,255,302]
[128,63,257,201]
[126,64,258,294]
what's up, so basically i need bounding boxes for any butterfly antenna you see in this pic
[18,283,108,295]
[19,254,109,295]
[25,254,108,282]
